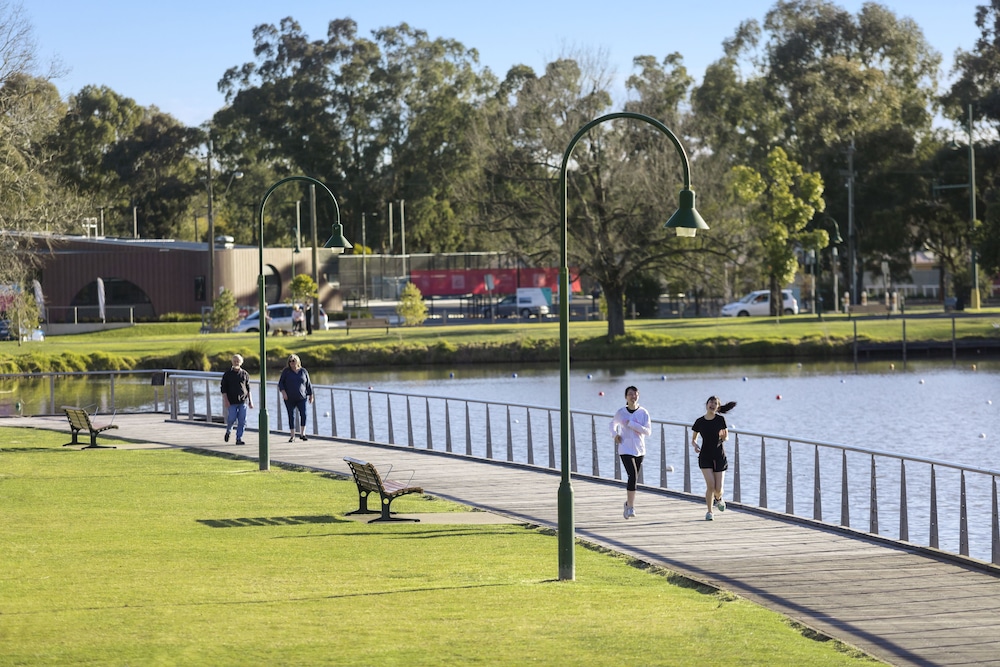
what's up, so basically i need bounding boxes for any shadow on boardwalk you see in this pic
[14,413,1000,667]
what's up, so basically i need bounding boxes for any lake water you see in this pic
[309,359,999,470]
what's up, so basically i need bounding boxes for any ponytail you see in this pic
[718,401,737,414]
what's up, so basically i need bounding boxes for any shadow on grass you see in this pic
[197,514,345,528]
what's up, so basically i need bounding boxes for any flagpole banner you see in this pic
[97,277,106,322]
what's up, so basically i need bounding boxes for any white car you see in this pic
[233,303,329,333]
[721,290,799,317]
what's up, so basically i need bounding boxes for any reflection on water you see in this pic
[314,359,999,470]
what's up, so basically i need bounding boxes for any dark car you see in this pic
[0,320,12,341]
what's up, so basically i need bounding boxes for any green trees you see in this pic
[396,282,427,326]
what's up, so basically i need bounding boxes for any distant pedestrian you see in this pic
[609,385,651,519]
[220,354,253,445]
[691,396,737,521]
[277,353,313,442]
[304,304,313,335]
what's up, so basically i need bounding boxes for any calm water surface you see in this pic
[313,359,1000,470]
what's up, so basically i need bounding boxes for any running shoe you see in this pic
[715,497,726,512]
[299,434,308,441]
[623,502,630,519]
[705,511,714,521]
[224,430,230,443]
[627,506,636,519]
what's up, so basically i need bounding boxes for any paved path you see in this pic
[14,414,1000,667]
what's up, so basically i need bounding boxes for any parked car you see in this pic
[483,288,551,319]
[0,319,44,341]
[233,304,329,333]
[720,290,799,317]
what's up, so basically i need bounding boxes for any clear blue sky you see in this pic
[26,0,983,128]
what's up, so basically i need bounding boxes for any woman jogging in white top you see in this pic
[609,385,652,519]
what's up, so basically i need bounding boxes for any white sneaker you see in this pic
[627,506,636,519]
[705,511,714,521]
[623,502,630,519]
[715,498,726,512]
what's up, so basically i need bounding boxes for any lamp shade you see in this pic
[664,189,708,237]
[323,222,353,255]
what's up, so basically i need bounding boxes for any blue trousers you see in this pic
[226,403,248,440]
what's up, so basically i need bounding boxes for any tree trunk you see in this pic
[604,283,626,338]
[769,275,780,317]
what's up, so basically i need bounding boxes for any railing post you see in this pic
[485,404,493,459]
[733,433,741,503]
[331,389,338,437]
[186,378,194,420]
[526,410,534,465]
[349,392,357,440]
[50,375,55,414]
[785,441,794,515]
[547,410,555,469]
[899,460,909,541]
[569,412,578,474]
[869,455,879,534]
[310,394,318,436]
[930,465,939,549]
[813,445,823,521]
[425,398,432,450]
[385,395,392,443]
[445,400,452,453]
[507,406,514,461]
[465,402,472,456]
[759,437,768,509]
[659,425,667,488]
[368,393,375,441]
[683,427,692,494]
[405,397,414,448]
[841,450,851,527]
[591,415,600,478]
[960,470,969,556]
[992,476,998,565]
[205,379,212,424]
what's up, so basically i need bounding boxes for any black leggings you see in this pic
[284,398,307,430]
[620,454,644,491]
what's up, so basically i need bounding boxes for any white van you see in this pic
[484,287,552,318]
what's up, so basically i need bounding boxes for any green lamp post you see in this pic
[557,111,707,581]
[256,176,352,471]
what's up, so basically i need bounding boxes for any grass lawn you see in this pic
[0,426,882,666]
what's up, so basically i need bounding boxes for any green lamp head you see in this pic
[664,189,709,237]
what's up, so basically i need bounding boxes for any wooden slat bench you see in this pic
[344,318,390,335]
[62,406,118,449]
[343,456,422,522]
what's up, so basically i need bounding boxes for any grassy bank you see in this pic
[1,426,879,666]
[1,311,998,374]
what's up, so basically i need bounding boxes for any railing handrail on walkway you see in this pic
[1,369,996,566]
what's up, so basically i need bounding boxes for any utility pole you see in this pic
[206,140,216,304]
[846,142,857,306]
[967,104,981,310]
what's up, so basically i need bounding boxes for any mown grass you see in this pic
[0,426,882,666]
[1,309,997,374]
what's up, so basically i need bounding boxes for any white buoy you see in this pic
[514,419,520,424]
[919,379,925,384]
[980,433,987,439]
[324,411,330,418]
[661,375,666,381]
[665,465,675,473]
[512,373,518,378]
[587,374,592,379]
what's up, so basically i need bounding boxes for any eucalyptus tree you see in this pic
[942,0,1000,279]
[693,0,940,298]
[214,17,492,250]
[48,86,203,239]
[467,51,705,337]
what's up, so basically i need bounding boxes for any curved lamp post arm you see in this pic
[557,111,707,581]
[255,175,352,471]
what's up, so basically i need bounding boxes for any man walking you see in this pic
[221,354,253,445]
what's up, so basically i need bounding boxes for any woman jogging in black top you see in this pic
[691,396,736,521]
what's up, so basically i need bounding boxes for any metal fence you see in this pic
[2,369,996,566]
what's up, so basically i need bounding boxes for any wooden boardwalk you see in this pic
[15,414,1000,667]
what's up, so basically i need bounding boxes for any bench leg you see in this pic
[368,497,420,523]
[82,431,116,450]
[345,489,379,516]
[63,427,82,447]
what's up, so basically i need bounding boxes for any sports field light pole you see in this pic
[557,112,707,580]
[256,176,352,471]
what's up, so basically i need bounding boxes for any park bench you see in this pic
[344,317,391,335]
[847,303,890,318]
[62,406,118,449]
[343,456,422,522]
